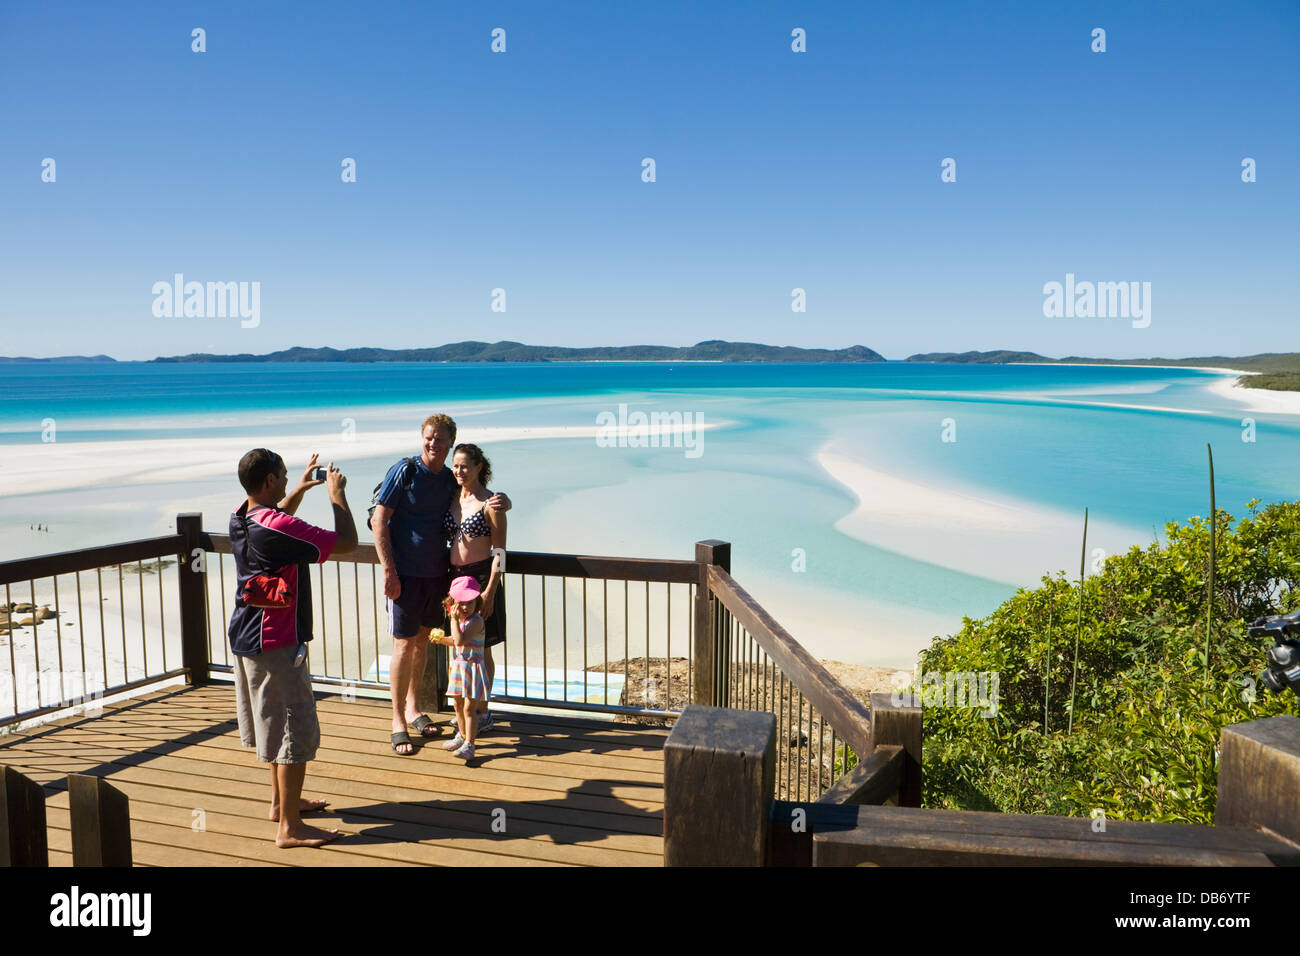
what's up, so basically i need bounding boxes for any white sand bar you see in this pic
[818,447,1150,586]
[0,421,727,498]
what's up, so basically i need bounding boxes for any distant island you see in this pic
[905,351,1300,392]
[147,341,889,364]
[905,350,1055,364]
[4,342,1298,391]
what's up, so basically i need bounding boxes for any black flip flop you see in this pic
[391,731,413,755]
[409,714,440,738]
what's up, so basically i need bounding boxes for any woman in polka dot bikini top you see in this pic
[444,443,507,731]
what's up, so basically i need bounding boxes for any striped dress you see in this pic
[448,617,489,701]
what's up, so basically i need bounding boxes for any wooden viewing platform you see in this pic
[0,684,667,866]
[4,519,1297,868]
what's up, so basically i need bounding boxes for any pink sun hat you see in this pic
[448,576,482,602]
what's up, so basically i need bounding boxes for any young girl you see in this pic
[436,576,489,760]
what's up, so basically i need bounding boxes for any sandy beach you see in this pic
[1023,363,1300,416]
[1205,375,1300,415]
[1033,363,1255,376]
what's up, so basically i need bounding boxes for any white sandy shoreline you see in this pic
[1012,362,1256,376]
[1204,375,1300,415]
[1010,362,1300,416]
[0,421,728,498]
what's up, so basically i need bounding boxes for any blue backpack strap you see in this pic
[368,456,422,524]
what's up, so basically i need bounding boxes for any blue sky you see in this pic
[1,0,1296,360]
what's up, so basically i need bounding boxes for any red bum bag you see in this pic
[240,573,295,609]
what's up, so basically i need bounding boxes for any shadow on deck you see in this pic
[0,684,666,866]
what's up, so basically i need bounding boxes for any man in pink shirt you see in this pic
[230,449,358,848]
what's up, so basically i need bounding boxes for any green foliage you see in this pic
[833,744,859,778]
[1248,371,1300,391]
[920,499,1300,823]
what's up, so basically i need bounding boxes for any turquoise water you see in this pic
[5,360,1294,520]
[2,361,1296,666]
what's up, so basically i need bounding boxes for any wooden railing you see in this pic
[197,528,893,745]
[199,532,701,718]
[663,705,1300,866]
[0,521,203,726]
[1,517,901,807]
[690,540,916,803]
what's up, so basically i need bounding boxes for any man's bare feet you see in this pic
[269,797,330,822]
[275,822,340,849]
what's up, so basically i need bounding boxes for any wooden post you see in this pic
[1216,715,1300,845]
[69,774,132,866]
[870,692,922,807]
[176,513,210,686]
[692,540,730,707]
[664,704,774,866]
[420,641,448,714]
[0,765,48,867]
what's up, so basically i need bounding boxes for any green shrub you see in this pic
[919,499,1300,823]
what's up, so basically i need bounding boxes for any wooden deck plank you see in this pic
[0,744,664,840]
[47,774,664,855]
[22,688,669,778]
[5,730,665,812]
[45,806,426,868]
[43,809,294,867]
[57,684,673,758]
[55,717,670,785]
[260,712,665,770]
[0,683,666,866]
[21,685,193,728]
[0,740,664,837]
[44,795,608,867]
[3,735,665,823]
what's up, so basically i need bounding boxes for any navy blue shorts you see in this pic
[387,573,449,639]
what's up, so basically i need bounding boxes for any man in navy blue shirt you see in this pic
[371,414,509,754]
[230,449,357,847]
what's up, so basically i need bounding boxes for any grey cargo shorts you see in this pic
[233,644,321,764]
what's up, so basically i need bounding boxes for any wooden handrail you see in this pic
[0,524,198,725]
[201,533,698,582]
[0,534,186,585]
[817,745,904,805]
[808,804,1300,866]
[706,564,874,758]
